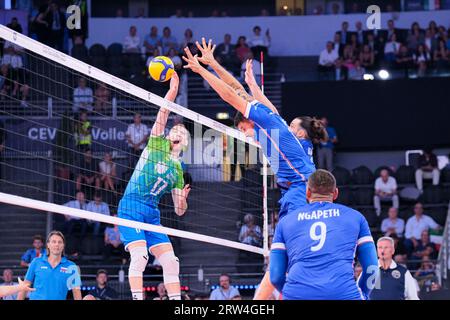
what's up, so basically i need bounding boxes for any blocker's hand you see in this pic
[183,47,203,74]
[244,59,258,88]
[196,37,217,66]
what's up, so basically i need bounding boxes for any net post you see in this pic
[262,155,269,257]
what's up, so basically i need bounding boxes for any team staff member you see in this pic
[370,237,419,300]
[17,231,82,300]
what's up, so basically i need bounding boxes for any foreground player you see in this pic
[118,72,191,300]
[270,170,379,299]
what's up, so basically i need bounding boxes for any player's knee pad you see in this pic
[128,246,149,277]
[158,251,180,284]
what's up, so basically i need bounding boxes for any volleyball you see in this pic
[148,56,174,82]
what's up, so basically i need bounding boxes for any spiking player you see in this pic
[183,39,328,299]
[270,170,379,300]
[118,72,191,300]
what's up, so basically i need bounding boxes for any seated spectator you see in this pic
[365,32,383,63]
[415,148,440,192]
[123,25,140,53]
[161,26,178,55]
[414,256,435,282]
[63,191,88,256]
[238,213,262,246]
[86,193,110,235]
[381,207,405,237]
[1,46,29,107]
[353,262,362,280]
[395,44,414,75]
[73,77,93,113]
[248,26,271,60]
[181,28,194,49]
[384,33,401,63]
[413,44,431,77]
[424,28,438,54]
[153,283,168,300]
[126,113,149,168]
[6,17,23,33]
[145,48,161,68]
[235,36,251,63]
[84,270,118,300]
[240,52,261,85]
[433,39,449,70]
[0,64,14,100]
[359,44,375,69]
[318,41,339,80]
[406,22,425,52]
[354,21,365,45]
[76,149,98,192]
[170,8,183,18]
[209,274,240,300]
[404,202,441,256]
[94,83,111,113]
[103,214,127,264]
[98,152,117,192]
[411,230,437,260]
[167,47,182,70]
[347,59,365,80]
[143,26,161,57]
[20,235,46,267]
[349,33,361,55]
[0,269,17,300]
[215,34,239,73]
[75,111,92,154]
[373,169,399,216]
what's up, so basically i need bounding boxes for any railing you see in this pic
[437,203,450,287]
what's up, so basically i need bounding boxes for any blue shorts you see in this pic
[278,184,307,218]
[117,198,170,252]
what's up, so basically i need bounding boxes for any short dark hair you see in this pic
[33,235,44,242]
[97,269,108,277]
[294,116,328,144]
[233,112,247,128]
[307,169,336,195]
[253,26,261,32]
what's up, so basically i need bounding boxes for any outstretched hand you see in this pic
[182,47,203,74]
[244,59,258,88]
[182,184,191,199]
[195,37,216,66]
[17,278,35,293]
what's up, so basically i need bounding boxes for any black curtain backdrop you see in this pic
[281,77,450,151]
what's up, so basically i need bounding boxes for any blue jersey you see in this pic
[245,101,315,186]
[299,139,314,167]
[25,255,81,300]
[272,201,374,300]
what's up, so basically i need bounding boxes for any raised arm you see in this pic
[171,184,191,216]
[244,59,279,115]
[195,38,251,100]
[151,72,180,137]
[183,47,252,115]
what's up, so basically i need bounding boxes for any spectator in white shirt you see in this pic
[126,113,149,167]
[318,41,339,80]
[248,26,271,59]
[384,33,401,62]
[381,207,405,237]
[86,193,110,236]
[238,214,262,246]
[73,77,94,113]
[404,202,441,256]
[415,149,440,192]
[63,191,88,256]
[1,46,29,107]
[98,153,117,192]
[123,25,141,53]
[374,169,399,216]
[209,274,240,300]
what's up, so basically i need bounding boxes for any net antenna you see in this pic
[0,25,267,256]
[260,51,269,257]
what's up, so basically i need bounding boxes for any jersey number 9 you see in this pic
[310,222,327,252]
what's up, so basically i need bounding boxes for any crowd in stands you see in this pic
[319,19,450,80]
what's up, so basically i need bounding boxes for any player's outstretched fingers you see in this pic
[202,37,207,49]
[195,41,204,53]
[183,47,194,59]
[208,39,213,50]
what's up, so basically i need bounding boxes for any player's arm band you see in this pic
[269,248,288,293]
[357,241,379,299]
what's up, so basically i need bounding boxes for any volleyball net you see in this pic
[0,25,272,256]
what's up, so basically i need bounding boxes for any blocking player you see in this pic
[118,72,191,300]
[270,170,379,299]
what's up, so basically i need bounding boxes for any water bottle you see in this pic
[119,268,125,283]
[198,265,204,282]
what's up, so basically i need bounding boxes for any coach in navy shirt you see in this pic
[18,231,82,300]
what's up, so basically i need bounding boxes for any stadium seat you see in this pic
[425,206,448,226]
[89,43,107,57]
[394,165,416,184]
[374,166,395,178]
[353,187,374,205]
[107,43,123,57]
[71,44,89,63]
[422,185,443,204]
[352,166,375,185]
[89,44,107,70]
[441,168,450,184]
[336,187,352,205]
[359,208,379,228]
[332,166,351,186]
